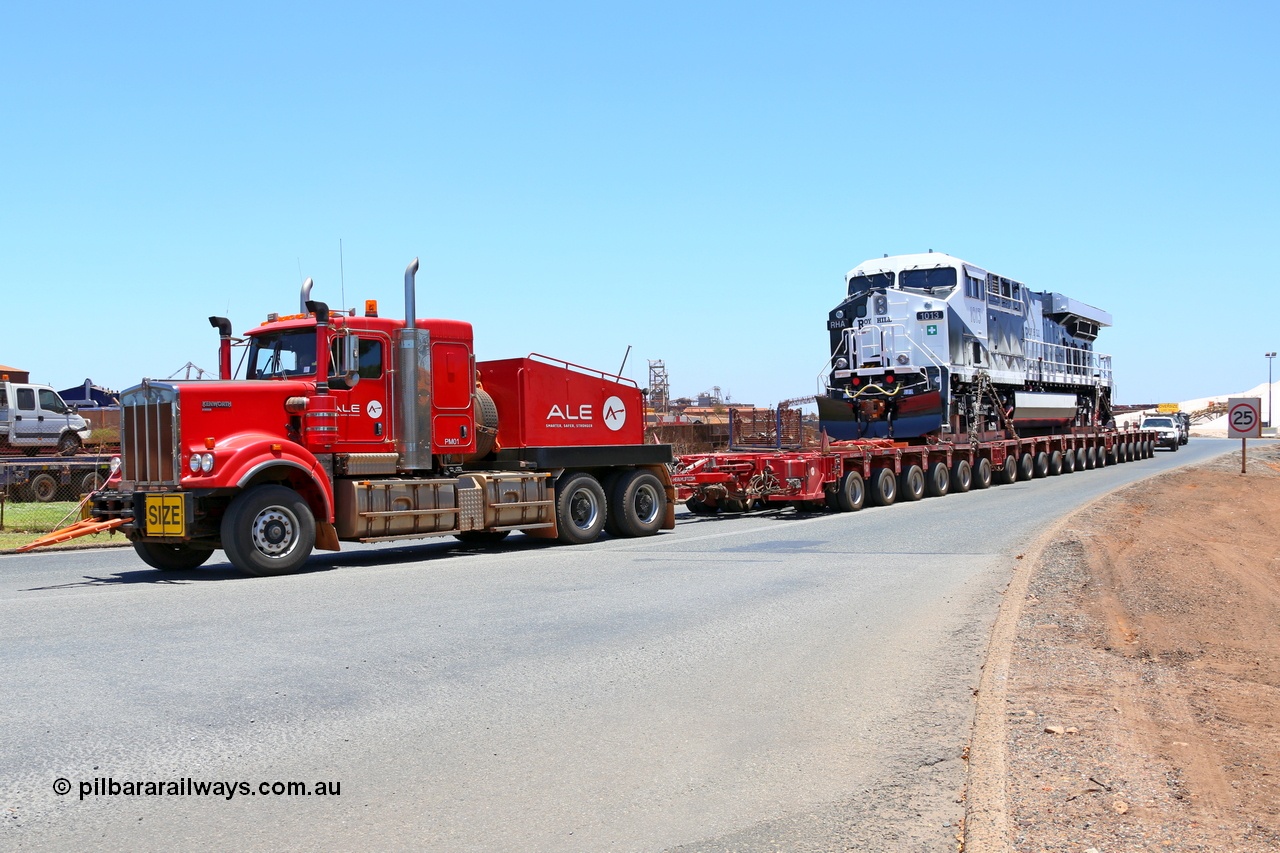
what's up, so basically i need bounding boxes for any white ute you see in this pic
[1140,415,1180,451]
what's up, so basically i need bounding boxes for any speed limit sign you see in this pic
[1228,397,1261,439]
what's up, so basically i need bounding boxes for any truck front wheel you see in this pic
[57,432,82,456]
[134,541,214,571]
[221,485,316,576]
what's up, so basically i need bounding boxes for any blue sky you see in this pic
[3,2,1276,407]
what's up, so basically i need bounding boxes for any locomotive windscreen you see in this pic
[900,267,957,291]
[847,271,893,295]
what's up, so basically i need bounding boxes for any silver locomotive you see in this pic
[818,252,1114,440]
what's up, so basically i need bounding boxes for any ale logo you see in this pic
[367,400,383,419]
[602,396,626,431]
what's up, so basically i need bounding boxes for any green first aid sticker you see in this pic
[926,324,938,335]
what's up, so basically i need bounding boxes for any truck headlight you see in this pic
[189,453,215,474]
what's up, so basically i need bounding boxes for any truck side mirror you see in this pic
[329,332,361,390]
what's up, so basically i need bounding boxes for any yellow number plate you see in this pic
[144,494,186,537]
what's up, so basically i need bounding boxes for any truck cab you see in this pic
[93,260,674,577]
[0,381,91,455]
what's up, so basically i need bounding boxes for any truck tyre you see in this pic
[454,530,512,545]
[899,464,925,502]
[1018,452,1035,481]
[555,472,607,544]
[30,473,59,503]
[221,485,316,576]
[81,472,105,494]
[871,468,897,506]
[835,470,865,512]
[133,541,214,571]
[609,470,666,538]
[1076,447,1087,470]
[926,461,950,497]
[1171,440,1178,452]
[950,459,972,493]
[57,432,82,456]
[972,457,993,489]
[1061,449,1076,473]
[1033,451,1050,478]
[1048,450,1063,475]
[1085,446,1097,469]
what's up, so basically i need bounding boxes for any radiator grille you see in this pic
[121,382,180,486]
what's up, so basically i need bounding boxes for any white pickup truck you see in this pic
[1140,415,1181,451]
[0,381,92,455]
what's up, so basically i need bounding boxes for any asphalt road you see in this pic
[0,439,1235,852]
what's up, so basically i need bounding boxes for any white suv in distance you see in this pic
[1141,416,1181,451]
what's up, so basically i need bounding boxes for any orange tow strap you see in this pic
[15,518,127,553]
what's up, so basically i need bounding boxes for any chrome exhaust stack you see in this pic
[300,277,314,314]
[397,258,431,471]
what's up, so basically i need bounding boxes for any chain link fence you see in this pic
[0,458,114,548]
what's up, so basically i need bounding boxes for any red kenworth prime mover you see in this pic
[92,259,674,575]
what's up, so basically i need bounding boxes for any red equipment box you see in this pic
[478,355,644,449]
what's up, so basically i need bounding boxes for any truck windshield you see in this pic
[1143,418,1174,428]
[247,331,317,379]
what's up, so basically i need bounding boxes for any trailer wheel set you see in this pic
[672,429,1158,516]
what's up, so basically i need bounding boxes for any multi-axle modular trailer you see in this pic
[673,415,1156,514]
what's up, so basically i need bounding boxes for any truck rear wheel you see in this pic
[609,470,666,538]
[1033,451,1049,478]
[972,457,993,489]
[899,465,925,502]
[29,473,59,503]
[556,472,607,544]
[1018,452,1035,481]
[221,485,316,576]
[871,468,897,506]
[950,459,972,493]
[1048,450,1063,475]
[925,461,950,497]
[996,455,1018,485]
[134,541,214,571]
[835,470,865,512]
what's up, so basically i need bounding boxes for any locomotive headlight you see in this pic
[834,309,845,319]
[835,357,848,369]
[896,353,910,365]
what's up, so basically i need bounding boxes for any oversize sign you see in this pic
[1227,397,1261,439]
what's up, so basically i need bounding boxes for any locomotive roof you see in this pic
[846,251,985,280]
[846,252,1111,327]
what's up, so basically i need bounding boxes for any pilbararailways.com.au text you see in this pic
[54,777,340,801]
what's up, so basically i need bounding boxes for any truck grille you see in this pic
[121,382,180,486]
